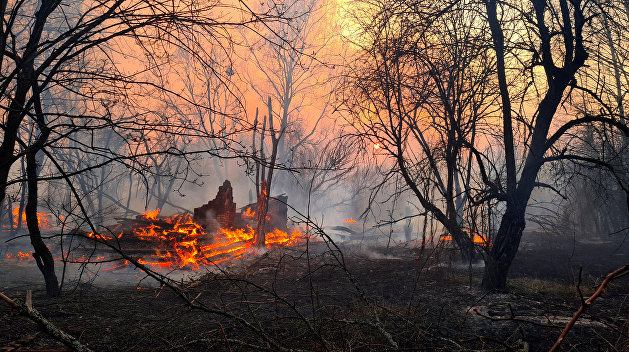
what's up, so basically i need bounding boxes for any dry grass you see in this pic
[508,277,596,297]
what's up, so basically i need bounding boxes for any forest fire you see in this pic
[441,231,490,246]
[11,208,50,229]
[5,251,33,262]
[85,209,308,270]
[3,182,307,271]
[3,1,629,349]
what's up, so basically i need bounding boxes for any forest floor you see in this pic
[1,230,629,351]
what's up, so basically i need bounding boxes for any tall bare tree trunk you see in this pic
[0,0,58,206]
[26,149,60,297]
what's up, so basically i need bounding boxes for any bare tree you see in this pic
[343,0,629,291]
[0,0,282,296]
[478,0,622,291]
[244,0,335,194]
[341,0,496,262]
[250,98,281,247]
[553,0,629,237]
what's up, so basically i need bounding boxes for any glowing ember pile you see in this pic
[91,209,307,270]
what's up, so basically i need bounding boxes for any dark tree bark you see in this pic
[481,205,526,290]
[253,98,280,248]
[481,0,589,291]
[0,0,59,206]
[26,149,60,297]
[254,180,269,248]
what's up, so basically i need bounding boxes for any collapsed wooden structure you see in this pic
[193,180,237,232]
[194,180,288,232]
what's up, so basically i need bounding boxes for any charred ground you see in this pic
[1,231,628,351]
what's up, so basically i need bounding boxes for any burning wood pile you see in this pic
[85,180,305,270]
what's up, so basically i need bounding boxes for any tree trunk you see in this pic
[452,234,474,264]
[481,205,526,291]
[26,149,60,298]
[254,181,269,248]
[0,0,59,206]
[6,198,12,230]
[16,157,27,230]
[0,197,4,229]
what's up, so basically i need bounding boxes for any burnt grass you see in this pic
[1,231,629,351]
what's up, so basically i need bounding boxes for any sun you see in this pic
[334,0,363,43]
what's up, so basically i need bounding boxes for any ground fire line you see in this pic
[4,180,308,271]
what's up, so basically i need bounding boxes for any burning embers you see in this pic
[4,181,306,270]
[109,209,304,270]
[5,251,33,262]
[79,181,305,270]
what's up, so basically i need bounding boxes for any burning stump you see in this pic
[193,180,237,232]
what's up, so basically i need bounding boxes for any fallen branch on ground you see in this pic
[549,262,629,352]
[0,291,92,352]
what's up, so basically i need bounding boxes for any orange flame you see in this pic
[5,251,33,262]
[266,229,305,246]
[12,207,50,229]
[242,207,255,218]
[343,217,357,223]
[142,208,160,220]
[66,210,309,271]
[441,231,490,246]
[86,232,120,241]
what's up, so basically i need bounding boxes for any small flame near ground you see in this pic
[242,207,255,218]
[143,208,160,221]
[343,217,357,223]
[11,208,51,229]
[5,251,33,262]
[441,233,491,246]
